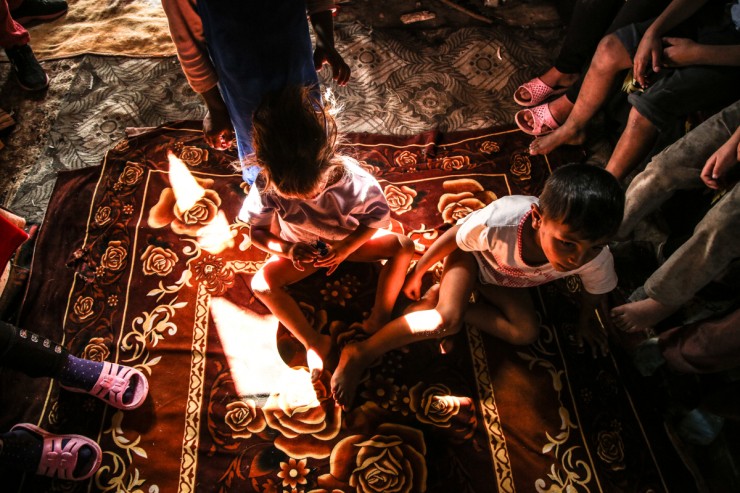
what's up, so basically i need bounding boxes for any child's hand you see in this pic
[313,242,350,275]
[289,242,320,271]
[203,108,235,151]
[700,133,740,190]
[402,273,423,300]
[661,37,701,68]
[575,319,609,359]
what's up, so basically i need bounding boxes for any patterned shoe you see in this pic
[513,77,567,107]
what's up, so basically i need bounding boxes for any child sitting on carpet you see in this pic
[239,85,415,381]
[331,164,625,408]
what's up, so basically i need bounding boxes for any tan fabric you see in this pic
[10,0,176,60]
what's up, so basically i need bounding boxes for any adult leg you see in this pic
[514,0,625,106]
[613,182,740,332]
[0,0,29,48]
[606,107,659,181]
[609,66,740,181]
[618,99,740,238]
[659,307,740,374]
[347,231,415,334]
[529,33,633,155]
[250,257,330,376]
[331,249,478,408]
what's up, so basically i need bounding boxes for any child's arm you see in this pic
[576,291,612,358]
[403,224,461,300]
[249,225,319,271]
[701,126,740,190]
[313,224,377,275]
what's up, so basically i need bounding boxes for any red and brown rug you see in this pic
[2,122,690,492]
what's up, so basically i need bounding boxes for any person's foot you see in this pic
[514,68,579,106]
[5,44,49,91]
[528,123,586,156]
[610,298,679,333]
[59,357,149,410]
[10,0,68,25]
[331,343,371,410]
[308,333,334,382]
[4,424,101,480]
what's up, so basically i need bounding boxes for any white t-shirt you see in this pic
[239,157,391,244]
[455,195,617,295]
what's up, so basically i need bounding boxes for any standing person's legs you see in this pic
[618,98,740,238]
[0,0,28,48]
[197,0,318,183]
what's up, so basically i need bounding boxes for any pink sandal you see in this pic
[62,361,149,410]
[513,77,567,107]
[10,423,102,481]
[515,103,560,136]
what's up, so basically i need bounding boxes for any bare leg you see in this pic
[611,298,680,333]
[605,107,659,181]
[251,257,331,380]
[529,34,632,156]
[331,249,477,409]
[348,231,415,334]
[466,284,540,345]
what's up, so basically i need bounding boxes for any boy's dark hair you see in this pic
[539,163,624,241]
[251,85,339,196]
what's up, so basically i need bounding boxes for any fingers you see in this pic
[701,157,720,189]
[332,59,351,86]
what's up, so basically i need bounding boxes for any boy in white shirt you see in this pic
[331,163,625,408]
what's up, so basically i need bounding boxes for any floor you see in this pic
[1,0,738,490]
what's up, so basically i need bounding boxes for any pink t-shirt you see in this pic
[239,157,391,244]
[455,195,617,295]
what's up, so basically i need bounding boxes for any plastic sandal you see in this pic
[515,103,560,136]
[513,77,567,107]
[10,423,102,481]
[62,361,149,410]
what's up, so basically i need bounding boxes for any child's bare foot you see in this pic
[308,333,333,382]
[331,343,371,410]
[362,311,387,335]
[610,298,679,333]
[528,124,586,156]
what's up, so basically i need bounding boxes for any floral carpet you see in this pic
[1,122,691,492]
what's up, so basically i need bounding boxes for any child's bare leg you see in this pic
[611,298,679,334]
[332,249,477,408]
[348,231,415,334]
[529,34,632,156]
[251,257,331,380]
[467,284,540,345]
[605,107,659,181]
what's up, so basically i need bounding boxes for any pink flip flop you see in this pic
[62,361,149,410]
[10,423,102,481]
[513,77,567,107]
[515,103,560,136]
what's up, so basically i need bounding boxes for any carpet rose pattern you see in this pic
[4,123,687,492]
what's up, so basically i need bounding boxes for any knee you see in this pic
[592,34,626,72]
[435,312,464,339]
[250,270,275,299]
[397,235,415,256]
[504,313,540,345]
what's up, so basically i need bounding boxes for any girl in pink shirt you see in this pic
[240,86,414,380]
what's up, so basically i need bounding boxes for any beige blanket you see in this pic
[21,0,176,59]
